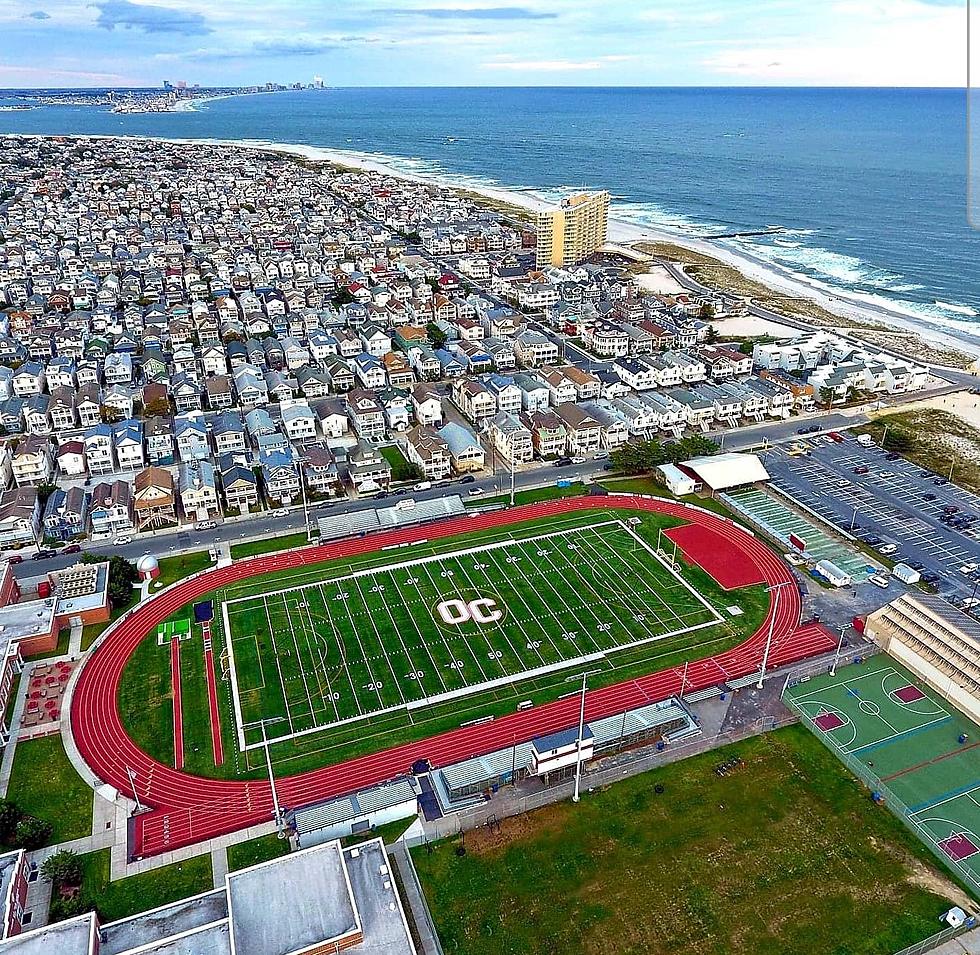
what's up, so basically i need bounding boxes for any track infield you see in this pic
[787,660,980,888]
[222,518,722,749]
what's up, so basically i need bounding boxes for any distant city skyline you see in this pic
[0,0,967,89]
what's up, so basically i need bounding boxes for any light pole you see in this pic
[757,580,793,689]
[880,424,889,450]
[260,720,285,836]
[830,624,847,677]
[948,457,955,483]
[126,766,144,813]
[565,669,601,803]
[297,455,312,543]
[850,505,860,532]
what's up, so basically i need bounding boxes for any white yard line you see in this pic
[262,594,296,736]
[314,582,364,718]
[280,592,319,726]
[349,574,408,707]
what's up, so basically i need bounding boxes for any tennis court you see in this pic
[786,660,980,888]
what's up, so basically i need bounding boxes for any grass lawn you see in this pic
[119,506,771,782]
[342,817,412,849]
[6,735,92,844]
[380,444,419,483]
[77,849,213,923]
[413,726,965,955]
[227,833,290,872]
[231,532,309,560]
[156,551,213,589]
[468,482,589,508]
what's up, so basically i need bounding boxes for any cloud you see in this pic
[376,5,556,18]
[25,10,51,19]
[93,0,212,36]
[483,58,601,71]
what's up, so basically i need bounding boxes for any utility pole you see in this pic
[880,424,889,450]
[260,720,284,835]
[126,766,144,813]
[298,456,312,543]
[850,505,859,532]
[573,670,587,803]
[830,625,847,677]
[757,581,793,689]
[510,454,516,508]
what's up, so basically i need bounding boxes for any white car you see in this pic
[962,597,980,610]
[467,487,483,497]
[112,536,133,546]
[878,543,898,556]
[868,574,890,589]
[273,507,289,518]
[197,520,217,531]
[960,563,979,575]
[571,456,587,465]
[414,481,432,492]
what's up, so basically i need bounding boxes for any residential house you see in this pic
[12,435,52,486]
[348,443,392,494]
[113,419,145,471]
[554,403,602,455]
[0,487,40,547]
[179,459,220,522]
[133,466,177,530]
[55,440,86,476]
[145,416,175,465]
[259,449,300,504]
[402,426,452,481]
[174,411,210,462]
[89,480,134,536]
[438,422,485,472]
[522,409,567,459]
[411,383,443,427]
[42,486,88,542]
[347,390,387,441]
[219,455,259,513]
[303,446,341,497]
[487,412,533,464]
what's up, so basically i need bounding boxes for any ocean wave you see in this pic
[607,200,726,237]
[935,301,979,317]
[746,240,903,289]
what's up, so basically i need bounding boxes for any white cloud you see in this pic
[482,53,632,72]
[703,0,964,85]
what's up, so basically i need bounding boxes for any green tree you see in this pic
[426,322,447,350]
[0,800,21,842]
[83,554,139,608]
[15,815,52,850]
[41,850,82,887]
[818,387,835,410]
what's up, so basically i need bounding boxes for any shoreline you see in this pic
[6,130,979,364]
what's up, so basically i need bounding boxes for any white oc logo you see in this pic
[436,598,503,626]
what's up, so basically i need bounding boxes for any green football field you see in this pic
[222,517,722,749]
[786,659,980,890]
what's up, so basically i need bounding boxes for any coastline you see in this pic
[248,139,980,363]
[7,130,979,364]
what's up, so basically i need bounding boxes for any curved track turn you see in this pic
[69,495,835,857]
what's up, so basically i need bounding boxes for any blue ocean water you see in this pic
[1,86,977,336]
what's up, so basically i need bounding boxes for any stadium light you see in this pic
[565,669,603,804]
[125,766,144,813]
[259,719,285,835]
[756,580,795,689]
[830,624,847,678]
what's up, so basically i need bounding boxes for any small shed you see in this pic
[658,463,698,496]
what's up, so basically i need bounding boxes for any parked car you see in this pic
[414,481,432,492]
[197,520,217,531]
[879,543,898,555]
[554,457,572,467]
[467,487,483,497]
[64,544,82,554]
[32,549,56,560]
[868,574,890,589]
[853,465,869,475]
[885,452,901,461]
[933,477,949,486]
[922,493,936,501]
[112,536,133,546]
[458,475,476,484]
[273,507,289,517]
[960,563,979,575]
[6,555,22,565]
[571,456,587,465]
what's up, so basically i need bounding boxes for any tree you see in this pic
[703,320,718,341]
[100,404,123,425]
[426,322,447,350]
[83,553,138,608]
[818,387,835,410]
[0,800,21,842]
[609,439,669,476]
[41,850,82,887]
[15,815,51,850]
[144,397,172,417]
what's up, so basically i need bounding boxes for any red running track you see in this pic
[664,523,768,590]
[69,495,836,859]
[201,622,224,767]
[169,638,183,772]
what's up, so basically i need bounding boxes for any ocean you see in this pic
[1,86,977,339]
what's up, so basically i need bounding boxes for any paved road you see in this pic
[764,434,980,605]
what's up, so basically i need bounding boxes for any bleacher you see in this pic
[316,495,467,543]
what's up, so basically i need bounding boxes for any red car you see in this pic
[64,544,82,555]
[6,555,23,564]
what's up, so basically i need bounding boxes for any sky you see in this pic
[0,0,968,88]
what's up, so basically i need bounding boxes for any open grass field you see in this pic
[118,507,769,781]
[6,735,92,844]
[413,726,968,955]
[786,658,980,893]
[223,517,721,749]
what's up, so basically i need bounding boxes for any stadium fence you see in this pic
[782,686,980,896]
[403,713,797,847]
[892,922,974,955]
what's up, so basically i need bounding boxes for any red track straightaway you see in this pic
[69,495,835,859]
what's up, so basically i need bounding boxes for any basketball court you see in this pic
[786,660,980,887]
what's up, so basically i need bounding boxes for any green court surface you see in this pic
[157,618,191,643]
[786,659,980,891]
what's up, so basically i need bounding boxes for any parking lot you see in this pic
[764,434,980,606]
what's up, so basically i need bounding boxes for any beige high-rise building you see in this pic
[535,190,610,269]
